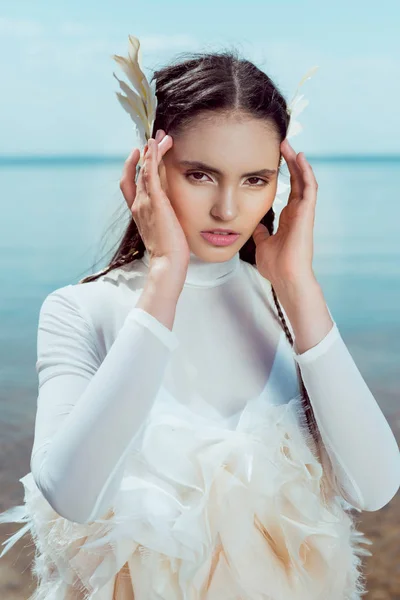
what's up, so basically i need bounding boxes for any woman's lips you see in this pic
[200,231,240,246]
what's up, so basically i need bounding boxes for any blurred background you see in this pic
[0,0,399,597]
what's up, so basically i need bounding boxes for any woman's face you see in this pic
[160,112,281,262]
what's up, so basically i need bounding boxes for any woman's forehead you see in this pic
[169,118,280,172]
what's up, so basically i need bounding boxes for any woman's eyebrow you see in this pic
[178,160,277,177]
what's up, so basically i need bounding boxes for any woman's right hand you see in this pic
[119,130,190,277]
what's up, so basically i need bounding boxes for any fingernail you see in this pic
[155,129,162,142]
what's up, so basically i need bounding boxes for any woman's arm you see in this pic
[31,266,183,525]
[277,278,400,512]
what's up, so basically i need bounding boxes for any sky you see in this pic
[1,0,399,156]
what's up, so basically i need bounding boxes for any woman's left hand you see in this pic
[252,138,318,288]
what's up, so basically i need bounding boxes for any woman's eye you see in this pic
[186,171,209,182]
[185,172,269,186]
[246,177,269,186]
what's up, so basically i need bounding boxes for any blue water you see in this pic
[0,156,399,433]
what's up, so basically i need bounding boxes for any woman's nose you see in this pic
[210,190,239,220]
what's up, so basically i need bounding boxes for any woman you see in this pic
[1,36,399,599]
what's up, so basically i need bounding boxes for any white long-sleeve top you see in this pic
[31,249,400,524]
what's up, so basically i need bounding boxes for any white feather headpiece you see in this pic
[111,35,158,167]
[274,65,319,206]
[112,35,319,203]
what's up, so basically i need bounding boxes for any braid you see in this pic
[266,214,321,454]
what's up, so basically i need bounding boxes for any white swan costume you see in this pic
[1,251,400,598]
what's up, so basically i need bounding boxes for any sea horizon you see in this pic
[0,153,400,166]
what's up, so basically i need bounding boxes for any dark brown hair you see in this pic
[79,47,321,454]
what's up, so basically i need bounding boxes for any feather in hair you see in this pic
[273,65,319,206]
[111,35,158,166]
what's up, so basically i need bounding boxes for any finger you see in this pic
[282,139,304,198]
[155,129,164,143]
[281,139,304,200]
[135,144,149,197]
[156,134,173,164]
[137,134,172,198]
[296,153,318,204]
[152,129,166,162]
[252,222,270,246]
[120,147,141,207]
[143,138,163,199]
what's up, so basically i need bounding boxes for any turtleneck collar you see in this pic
[141,248,241,288]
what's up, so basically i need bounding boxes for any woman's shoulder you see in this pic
[78,258,148,286]
[39,260,147,333]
